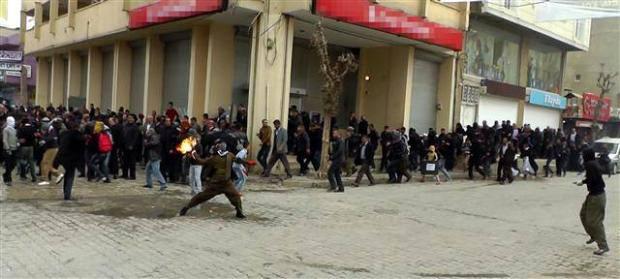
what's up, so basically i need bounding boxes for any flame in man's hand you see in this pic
[177,137,197,154]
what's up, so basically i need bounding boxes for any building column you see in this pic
[34,2,42,39]
[49,0,58,34]
[67,51,81,104]
[356,46,414,129]
[35,57,50,106]
[518,37,530,88]
[86,47,102,107]
[188,25,209,118]
[247,14,295,155]
[50,55,65,106]
[143,35,164,115]
[436,56,457,131]
[516,100,525,127]
[203,23,236,117]
[112,41,132,110]
[68,0,77,28]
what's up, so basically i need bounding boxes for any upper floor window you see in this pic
[465,21,520,84]
[527,41,563,93]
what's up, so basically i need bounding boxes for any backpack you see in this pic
[98,132,113,153]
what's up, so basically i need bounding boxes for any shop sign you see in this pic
[481,79,525,99]
[582,92,611,122]
[0,63,31,78]
[129,0,226,29]
[0,50,23,62]
[528,88,567,109]
[314,0,464,51]
[0,62,21,71]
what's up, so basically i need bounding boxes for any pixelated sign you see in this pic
[314,0,464,51]
[129,0,226,29]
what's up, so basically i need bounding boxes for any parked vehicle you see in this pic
[593,137,620,175]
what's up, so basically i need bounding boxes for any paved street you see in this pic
[0,173,619,278]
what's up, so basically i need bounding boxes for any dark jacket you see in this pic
[355,142,375,165]
[144,133,162,161]
[329,138,345,164]
[295,131,310,154]
[123,123,140,150]
[56,129,85,167]
[17,124,37,147]
[583,160,605,195]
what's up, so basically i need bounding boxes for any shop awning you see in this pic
[129,0,227,29]
[312,0,464,51]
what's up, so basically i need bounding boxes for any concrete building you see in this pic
[21,0,468,152]
[1,26,36,105]
[563,17,620,119]
[456,1,591,130]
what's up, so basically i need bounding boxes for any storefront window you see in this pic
[465,21,520,84]
[527,42,562,93]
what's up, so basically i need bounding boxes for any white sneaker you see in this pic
[37,181,50,186]
[55,174,65,185]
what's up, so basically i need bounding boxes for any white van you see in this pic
[593,137,620,174]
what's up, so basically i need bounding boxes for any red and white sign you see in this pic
[582,92,611,122]
[314,0,464,51]
[129,0,226,29]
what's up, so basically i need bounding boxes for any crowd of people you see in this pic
[0,102,611,254]
[0,104,613,204]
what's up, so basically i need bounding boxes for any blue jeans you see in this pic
[189,165,203,194]
[233,165,247,192]
[145,160,166,188]
[98,152,110,180]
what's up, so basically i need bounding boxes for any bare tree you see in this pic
[593,63,618,138]
[311,22,358,177]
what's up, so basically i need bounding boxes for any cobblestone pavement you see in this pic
[0,172,618,278]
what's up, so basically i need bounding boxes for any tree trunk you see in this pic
[316,115,332,179]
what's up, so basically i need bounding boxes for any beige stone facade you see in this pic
[22,0,470,153]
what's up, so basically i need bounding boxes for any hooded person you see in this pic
[179,142,246,218]
[2,116,18,185]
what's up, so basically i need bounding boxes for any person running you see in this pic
[576,148,609,256]
[54,119,85,200]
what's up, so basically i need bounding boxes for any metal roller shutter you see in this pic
[162,32,191,116]
[523,104,561,129]
[101,50,114,111]
[478,95,518,124]
[130,42,146,114]
[410,59,439,132]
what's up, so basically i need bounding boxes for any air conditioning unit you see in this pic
[290,87,307,96]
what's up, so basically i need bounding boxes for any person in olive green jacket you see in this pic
[179,142,245,219]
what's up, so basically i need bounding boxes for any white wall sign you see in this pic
[0,50,23,62]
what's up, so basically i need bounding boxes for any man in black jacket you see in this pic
[108,117,123,179]
[577,148,609,256]
[328,130,345,192]
[54,119,85,200]
[353,134,375,187]
[122,114,140,180]
[295,125,311,176]
[499,141,516,184]
[17,118,37,182]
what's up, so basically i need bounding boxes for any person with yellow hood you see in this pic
[421,145,441,184]
[89,121,113,183]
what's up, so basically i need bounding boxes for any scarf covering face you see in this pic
[6,116,15,128]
